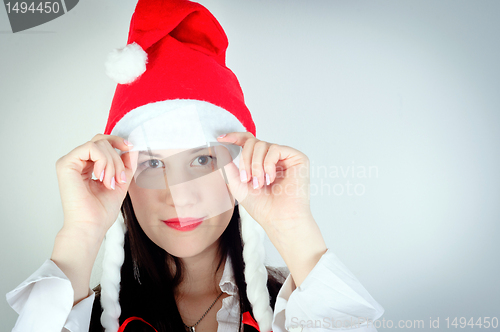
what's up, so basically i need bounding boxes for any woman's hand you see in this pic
[218,132,328,289]
[55,134,134,237]
[217,132,313,231]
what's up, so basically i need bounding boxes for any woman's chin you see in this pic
[164,245,207,259]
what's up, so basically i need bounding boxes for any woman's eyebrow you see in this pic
[189,147,211,155]
[137,147,210,158]
[138,151,163,158]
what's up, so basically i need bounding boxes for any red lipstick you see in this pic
[162,217,204,231]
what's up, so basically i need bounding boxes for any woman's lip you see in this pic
[163,217,205,223]
[162,217,205,231]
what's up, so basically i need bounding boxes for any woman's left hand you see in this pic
[217,131,313,231]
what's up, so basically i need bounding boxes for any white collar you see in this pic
[219,254,238,296]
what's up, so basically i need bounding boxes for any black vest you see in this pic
[89,270,286,332]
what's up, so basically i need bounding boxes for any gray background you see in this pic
[1,1,499,331]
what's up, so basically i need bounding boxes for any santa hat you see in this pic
[99,1,273,332]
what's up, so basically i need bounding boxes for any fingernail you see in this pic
[100,170,104,182]
[111,177,115,190]
[240,170,247,182]
[253,176,258,189]
[120,171,127,183]
[124,140,133,146]
[217,134,226,139]
[266,173,270,185]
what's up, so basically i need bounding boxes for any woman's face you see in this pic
[127,146,235,258]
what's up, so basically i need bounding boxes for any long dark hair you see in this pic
[89,193,288,332]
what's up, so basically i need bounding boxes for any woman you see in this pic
[6,0,384,331]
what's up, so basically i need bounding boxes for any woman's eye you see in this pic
[139,156,216,170]
[142,159,164,169]
[192,155,216,167]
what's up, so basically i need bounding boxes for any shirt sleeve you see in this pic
[5,259,96,332]
[271,248,385,332]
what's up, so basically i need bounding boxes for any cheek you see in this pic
[128,185,164,247]
[203,208,233,242]
[199,173,234,216]
[128,181,155,222]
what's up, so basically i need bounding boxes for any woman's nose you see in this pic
[163,171,200,209]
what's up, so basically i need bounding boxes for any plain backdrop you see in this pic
[1,1,499,331]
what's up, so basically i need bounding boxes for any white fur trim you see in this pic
[105,42,148,84]
[239,204,274,332]
[110,99,246,169]
[100,213,127,332]
[111,99,246,149]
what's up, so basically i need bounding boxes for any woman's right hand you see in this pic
[55,134,135,237]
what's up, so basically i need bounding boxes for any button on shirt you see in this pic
[6,248,384,332]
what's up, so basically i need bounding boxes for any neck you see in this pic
[173,239,226,300]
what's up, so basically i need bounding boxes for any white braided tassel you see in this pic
[239,203,274,332]
[100,213,127,332]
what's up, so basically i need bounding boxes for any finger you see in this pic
[63,141,113,190]
[61,142,104,178]
[221,159,249,203]
[92,135,134,190]
[101,139,128,187]
[266,145,310,184]
[262,144,281,185]
[239,138,258,183]
[93,140,117,190]
[117,151,136,192]
[91,133,134,152]
[251,141,271,189]
[216,131,256,183]
[216,131,255,147]
[121,150,138,176]
[271,144,309,169]
[214,145,250,203]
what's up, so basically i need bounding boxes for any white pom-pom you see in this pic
[105,42,148,84]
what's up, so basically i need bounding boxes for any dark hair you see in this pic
[89,193,288,332]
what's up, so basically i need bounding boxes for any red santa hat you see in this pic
[99,0,273,332]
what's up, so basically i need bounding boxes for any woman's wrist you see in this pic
[51,223,105,305]
[58,218,109,244]
[264,214,328,288]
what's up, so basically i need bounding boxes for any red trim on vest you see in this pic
[242,311,260,331]
[117,312,270,332]
[118,317,158,332]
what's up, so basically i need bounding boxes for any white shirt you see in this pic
[6,248,384,332]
